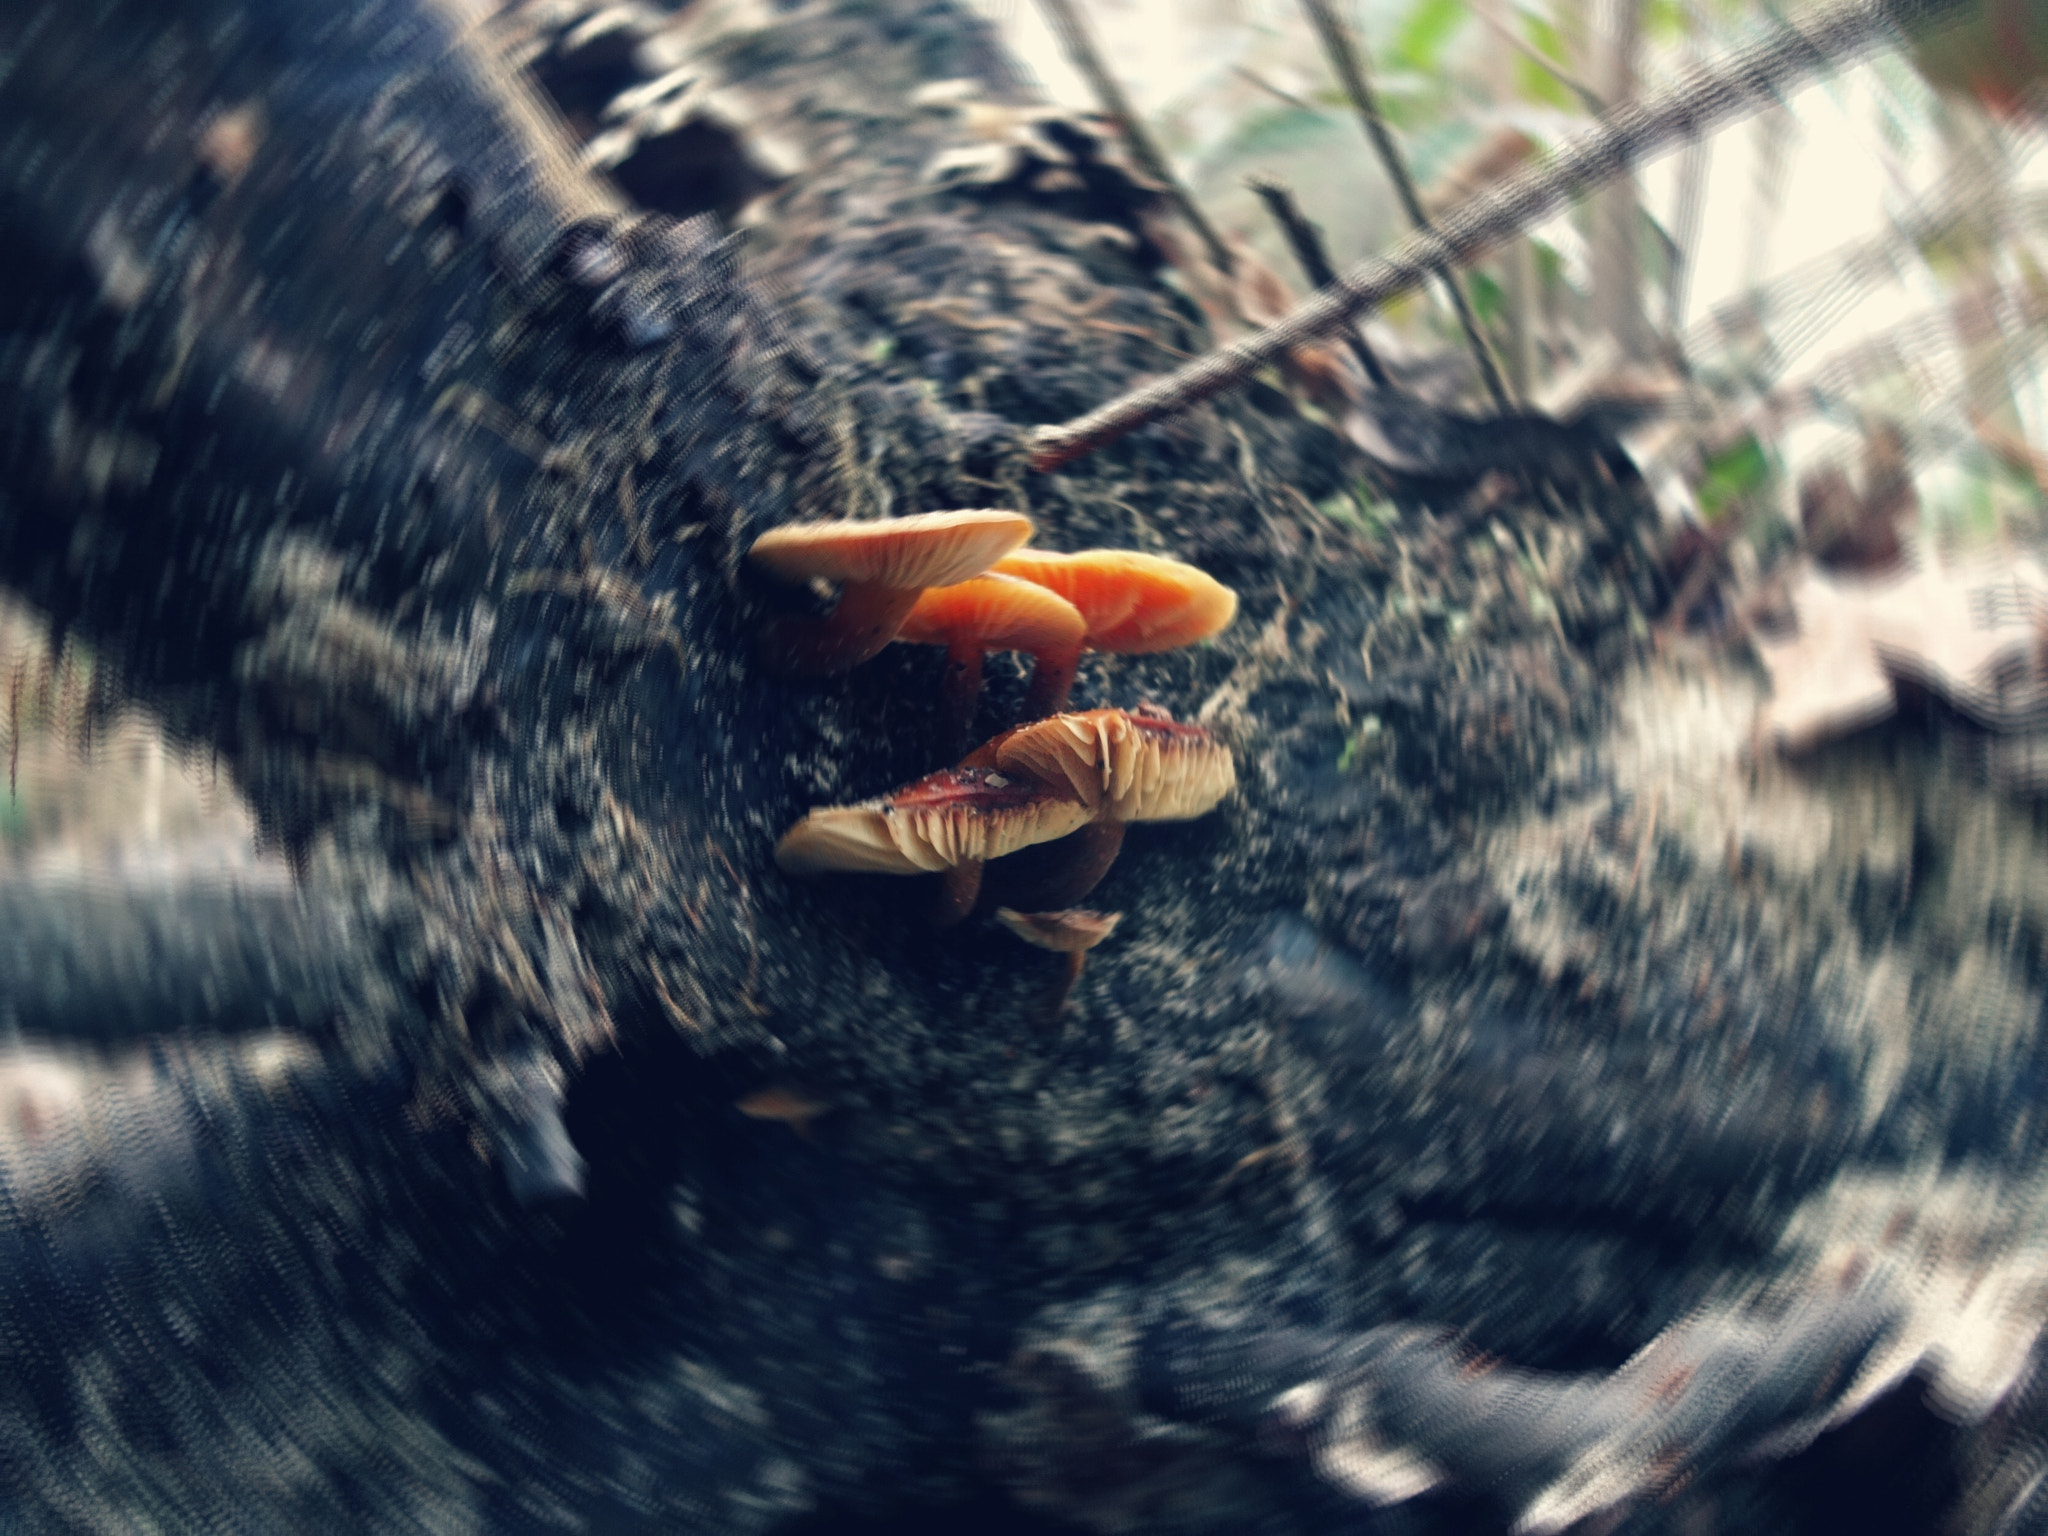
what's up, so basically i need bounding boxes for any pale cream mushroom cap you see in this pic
[985,706,1235,822]
[749,510,1033,591]
[993,907,1123,953]
[775,767,1092,877]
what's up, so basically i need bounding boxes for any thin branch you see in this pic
[1245,175,1392,387]
[1296,0,1515,410]
[1028,0,1961,473]
[1663,0,1713,337]
[1032,0,1236,275]
[1591,0,1648,360]
[1473,6,1608,113]
[1477,0,1538,394]
[1232,65,1318,114]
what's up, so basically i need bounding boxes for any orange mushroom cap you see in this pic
[993,549,1238,653]
[774,766,1091,876]
[749,511,1036,674]
[751,510,1033,590]
[897,573,1087,657]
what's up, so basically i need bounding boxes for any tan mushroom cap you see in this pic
[750,510,1034,590]
[994,907,1123,953]
[897,573,1087,656]
[981,706,1236,822]
[774,766,1091,876]
[992,549,1238,653]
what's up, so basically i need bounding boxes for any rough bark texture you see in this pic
[1,0,2045,1532]
[0,869,367,1042]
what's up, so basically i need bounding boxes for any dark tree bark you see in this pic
[0,871,365,1042]
[0,1,2041,1532]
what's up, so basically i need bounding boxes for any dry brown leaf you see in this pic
[1423,127,1537,221]
[1799,423,1915,574]
[1756,553,2048,752]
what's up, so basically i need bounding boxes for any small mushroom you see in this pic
[994,907,1122,1016]
[990,550,1238,715]
[968,706,1235,905]
[896,573,1088,750]
[735,1084,831,1139]
[775,764,1091,925]
[749,510,1034,674]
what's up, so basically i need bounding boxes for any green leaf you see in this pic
[1519,9,1570,67]
[1214,104,1343,160]
[1390,0,1467,75]
[1318,481,1399,537]
[1512,11,1579,109]
[1514,52,1575,109]
[1643,0,1687,45]
[1465,268,1506,327]
[1337,714,1385,773]
[1694,433,1771,522]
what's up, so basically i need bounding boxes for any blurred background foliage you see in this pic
[0,605,255,870]
[977,0,2048,552]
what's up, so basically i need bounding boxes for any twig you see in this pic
[1029,0,1954,472]
[1590,0,1648,360]
[1244,176,1392,387]
[1625,787,1663,896]
[1032,0,1236,275]
[1663,0,1712,338]
[1296,0,1515,410]
[1473,6,1607,113]
[1232,65,1317,114]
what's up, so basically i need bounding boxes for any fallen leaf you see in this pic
[1755,553,2048,752]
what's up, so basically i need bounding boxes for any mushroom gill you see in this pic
[963,706,1234,905]
[777,709,1232,921]
[983,704,1236,823]
[774,764,1091,924]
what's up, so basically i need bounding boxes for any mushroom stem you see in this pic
[762,581,922,675]
[1012,818,1125,909]
[940,641,986,753]
[1048,950,1088,1017]
[931,859,985,927]
[995,906,1120,1018]
[1021,642,1082,719]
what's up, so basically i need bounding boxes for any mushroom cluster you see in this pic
[775,704,1235,924]
[749,509,1034,674]
[748,511,1236,731]
[758,512,1240,981]
[990,549,1237,719]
